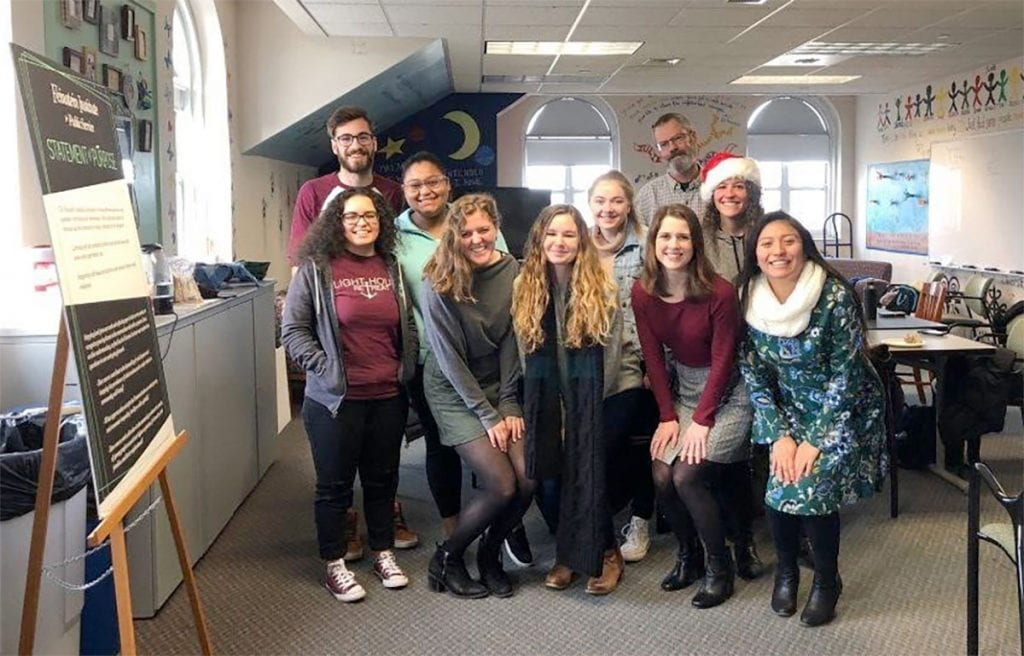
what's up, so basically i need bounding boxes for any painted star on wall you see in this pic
[379,136,406,160]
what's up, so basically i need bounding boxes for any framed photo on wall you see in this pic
[81,46,98,81]
[103,64,123,93]
[83,0,99,24]
[99,5,119,56]
[120,4,135,41]
[61,0,83,28]
[134,25,147,60]
[62,47,83,74]
[138,119,153,152]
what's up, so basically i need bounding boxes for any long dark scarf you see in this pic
[523,294,607,577]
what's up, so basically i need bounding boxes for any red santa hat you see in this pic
[700,152,761,202]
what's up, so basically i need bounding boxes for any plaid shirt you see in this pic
[635,168,706,227]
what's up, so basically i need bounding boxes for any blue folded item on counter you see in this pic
[193,262,259,292]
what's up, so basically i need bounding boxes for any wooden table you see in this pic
[868,330,996,492]
[867,315,947,331]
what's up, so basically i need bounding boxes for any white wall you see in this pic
[854,56,1024,295]
[233,1,433,152]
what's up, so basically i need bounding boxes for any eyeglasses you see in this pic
[656,131,695,152]
[403,176,448,193]
[333,132,374,147]
[341,211,379,225]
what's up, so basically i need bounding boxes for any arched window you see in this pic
[746,97,837,236]
[523,98,615,217]
[172,0,231,261]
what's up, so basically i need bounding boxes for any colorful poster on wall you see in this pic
[873,58,1024,154]
[12,45,175,513]
[374,93,521,188]
[604,95,753,188]
[865,159,930,255]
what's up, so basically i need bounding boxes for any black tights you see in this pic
[767,508,840,581]
[445,438,536,558]
[652,459,726,558]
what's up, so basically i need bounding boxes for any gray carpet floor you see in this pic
[137,409,1023,655]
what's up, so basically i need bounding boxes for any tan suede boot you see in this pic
[585,548,624,595]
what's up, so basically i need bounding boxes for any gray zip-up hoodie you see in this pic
[281,255,418,416]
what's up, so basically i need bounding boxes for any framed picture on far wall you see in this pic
[102,63,123,93]
[134,25,147,60]
[138,119,153,152]
[120,4,135,40]
[99,5,119,56]
[81,46,98,82]
[62,47,83,74]
[83,0,99,24]
[60,0,82,28]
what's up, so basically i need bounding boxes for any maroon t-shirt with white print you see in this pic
[330,252,400,400]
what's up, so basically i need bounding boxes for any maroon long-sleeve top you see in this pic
[630,275,742,427]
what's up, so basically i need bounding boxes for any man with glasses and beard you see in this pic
[287,105,418,562]
[288,106,404,265]
[635,113,706,227]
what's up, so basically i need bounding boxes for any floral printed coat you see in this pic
[740,277,888,515]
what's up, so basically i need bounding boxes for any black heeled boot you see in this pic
[427,543,489,599]
[691,551,735,609]
[661,540,705,591]
[477,539,513,598]
[800,573,843,627]
[771,562,800,617]
[734,539,765,580]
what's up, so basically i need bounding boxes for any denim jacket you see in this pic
[604,229,646,397]
[281,255,417,416]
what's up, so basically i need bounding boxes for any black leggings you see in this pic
[712,459,758,544]
[653,458,727,558]
[445,437,536,558]
[603,388,657,519]
[767,508,840,580]
[408,365,462,519]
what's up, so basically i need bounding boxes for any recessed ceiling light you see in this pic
[485,41,643,56]
[791,41,956,56]
[730,74,861,85]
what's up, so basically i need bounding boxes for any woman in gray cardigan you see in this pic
[282,188,418,603]
[421,194,534,599]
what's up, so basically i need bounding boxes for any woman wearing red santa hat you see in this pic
[697,152,767,583]
[699,152,765,284]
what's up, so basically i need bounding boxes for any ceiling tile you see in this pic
[670,6,778,28]
[840,6,960,28]
[484,5,580,25]
[483,54,555,75]
[759,8,871,28]
[932,3,1024,29]
[391,23,481,38]
[484,25,570,40]
[568,25,662,42]
[576,6,681,27]
[549,54,631,74]
[318,21,396,37]
[382,0,481,4]
[815,27,914,42]
[383,5,483,24]
[305,4,388,23]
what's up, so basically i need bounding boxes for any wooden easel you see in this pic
[18,319,212,656]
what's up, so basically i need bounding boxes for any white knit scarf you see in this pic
[745,261,827,337]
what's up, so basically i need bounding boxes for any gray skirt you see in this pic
[672,362,752,464]
[423,353,499,447]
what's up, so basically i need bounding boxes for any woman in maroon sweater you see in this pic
[631,203,753,609]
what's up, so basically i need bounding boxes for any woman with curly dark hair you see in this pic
[282,187,418,603]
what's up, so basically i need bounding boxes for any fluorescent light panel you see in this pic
[730,74,861,85]
[791,41,956,56]
[485,41,642,56]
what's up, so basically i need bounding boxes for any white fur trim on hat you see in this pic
[700,156,761,202]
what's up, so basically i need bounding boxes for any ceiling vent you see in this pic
[641,57,681,67]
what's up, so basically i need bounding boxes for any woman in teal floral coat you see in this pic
[736,211,886,628]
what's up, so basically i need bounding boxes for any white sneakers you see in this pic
[325,551,409,602]
[619,515,651,563]
[325,559,366,602]
[373,550,409,589]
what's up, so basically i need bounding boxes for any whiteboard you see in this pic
[928,130,1024,273]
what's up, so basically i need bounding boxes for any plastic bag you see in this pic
[0,408,92,521]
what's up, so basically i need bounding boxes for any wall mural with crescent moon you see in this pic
[373,93,521,188]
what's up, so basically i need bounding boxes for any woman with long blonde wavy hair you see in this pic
[512,204,620,593]
[420,194,535,599]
